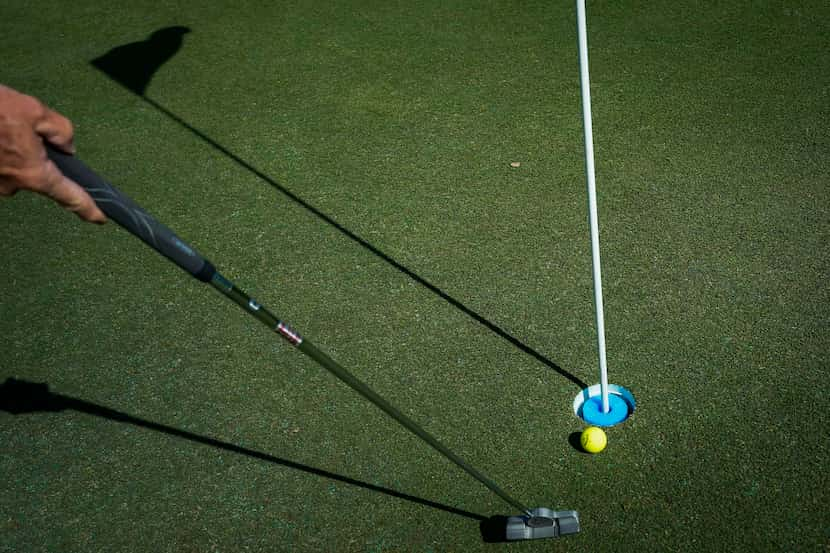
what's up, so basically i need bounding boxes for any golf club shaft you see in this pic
[46,145,532,516]
[210,272,531,515]
[576,0,610,413]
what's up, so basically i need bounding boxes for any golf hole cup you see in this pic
[573,384,635,427]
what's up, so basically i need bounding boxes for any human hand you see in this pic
[0,85,106,223]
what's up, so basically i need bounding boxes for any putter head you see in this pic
[505,507,580,540]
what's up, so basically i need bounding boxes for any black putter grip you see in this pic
[46,145,216,282]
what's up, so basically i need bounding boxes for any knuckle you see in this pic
[21,95,47,119]
[0,183,20,197]
[13,164,50,191]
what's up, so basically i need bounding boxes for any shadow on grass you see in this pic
[88,29,587,391]
[568,431,590,455]
[479,515,512,543]
[0,378,488,522]
[91,26,191,96]
[3,378,538,542]
[0,378,486,523]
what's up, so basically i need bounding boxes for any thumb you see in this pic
[34,106,76,154]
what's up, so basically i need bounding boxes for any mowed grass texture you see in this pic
[1,1,828,551]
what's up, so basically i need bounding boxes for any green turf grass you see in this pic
[2,1,828,551]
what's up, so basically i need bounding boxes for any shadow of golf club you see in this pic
[87,29,587,391]
[0,377,486,522]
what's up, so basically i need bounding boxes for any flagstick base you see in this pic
[574,384,635,427]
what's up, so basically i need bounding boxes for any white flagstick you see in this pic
[576,0,610,413]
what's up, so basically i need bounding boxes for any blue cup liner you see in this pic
[573,384,635,427]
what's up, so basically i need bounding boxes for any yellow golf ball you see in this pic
[580,426,607,453]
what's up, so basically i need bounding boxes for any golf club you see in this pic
[46,144,579,541]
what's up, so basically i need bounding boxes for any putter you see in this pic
[46,145,579,540]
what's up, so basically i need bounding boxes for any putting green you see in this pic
[1,1,827,551]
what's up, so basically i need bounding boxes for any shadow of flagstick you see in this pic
[0,378,487,522]
[140,94,589,390]
[91,26,192,96]
[88,28,587,390]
